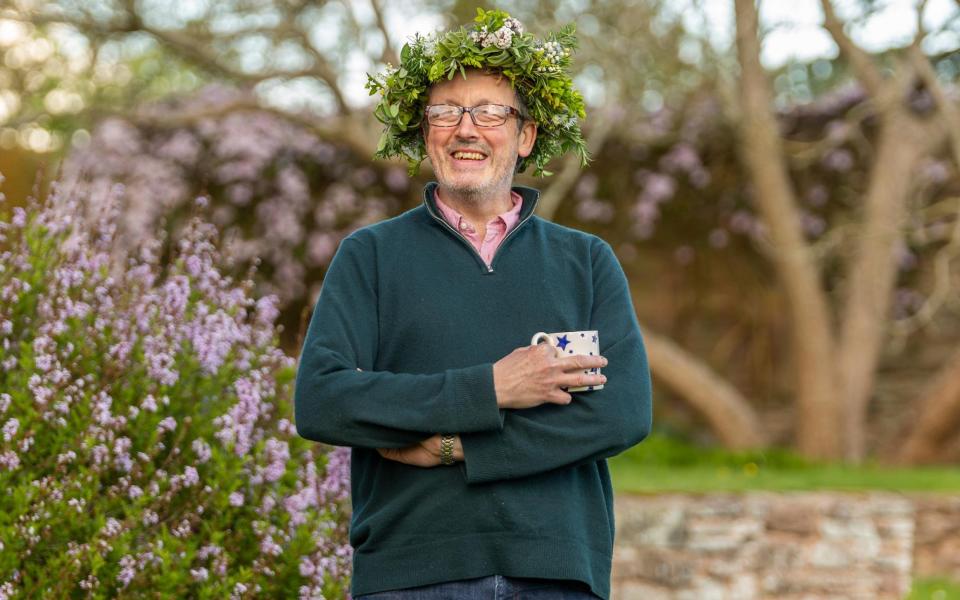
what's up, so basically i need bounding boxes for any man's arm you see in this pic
[293,236,505,448]
[376,348,608,466]
[456,239,652,483]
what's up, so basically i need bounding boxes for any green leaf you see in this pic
[389,103,400,118]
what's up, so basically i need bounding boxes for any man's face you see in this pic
[424,70,537,201]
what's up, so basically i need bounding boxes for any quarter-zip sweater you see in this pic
[294,182,653,599]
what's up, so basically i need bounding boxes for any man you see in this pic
[294,10,652,599]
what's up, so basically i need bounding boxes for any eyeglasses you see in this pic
[424,104,523,127]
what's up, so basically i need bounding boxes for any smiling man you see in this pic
[294,9,652,600]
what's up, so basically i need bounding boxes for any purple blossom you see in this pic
[2,418,18,442]
[116,556,136,588]
[708,228,729,249]
[823,148,854,172]
[182,466,200,487]
[659,142,701,173]
[12,207,26,228]
[192,439,212,463]
[0,451,19,470]
[1,168,351,596]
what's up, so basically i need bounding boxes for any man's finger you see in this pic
[534,342,559,358]
[561,372,607,389]
[558,355,607,371]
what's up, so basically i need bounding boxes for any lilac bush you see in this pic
[61,84,405,312]
[0,173,351,598]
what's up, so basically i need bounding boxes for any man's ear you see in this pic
[517,121,537,158]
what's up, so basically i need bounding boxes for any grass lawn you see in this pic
[609,433,960,493]
[907,578,960,600]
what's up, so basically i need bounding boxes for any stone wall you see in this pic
[612,493,960,600]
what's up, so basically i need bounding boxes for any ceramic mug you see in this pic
[530,330,603,392]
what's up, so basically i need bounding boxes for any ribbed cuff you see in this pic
[446,363,502,434]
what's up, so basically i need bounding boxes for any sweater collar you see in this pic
[422,182,540,225]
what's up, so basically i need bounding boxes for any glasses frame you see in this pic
[424,103,523,128]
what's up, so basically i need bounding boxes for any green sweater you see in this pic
[294,182,652,599]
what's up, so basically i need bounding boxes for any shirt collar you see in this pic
[433,188,523,234]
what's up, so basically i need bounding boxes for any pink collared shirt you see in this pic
[435,189,523,268]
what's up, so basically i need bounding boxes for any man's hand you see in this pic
[493,343,607,410]
[377,434,464,467]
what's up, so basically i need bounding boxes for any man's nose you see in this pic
[454,111,480,138]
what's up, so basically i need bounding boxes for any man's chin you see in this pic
[437,175,490,197]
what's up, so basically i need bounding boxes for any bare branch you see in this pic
[370,0,398,66]
[642,325,767,449]
[913,0,931,47]
[7,6,353,114]
[283,9,352,114]
[890,197,960,341]
[897,345,960,464]
[536,107,615,221]
[819,0,885,98]
[909,45,960,170]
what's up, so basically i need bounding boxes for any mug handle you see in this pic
[530,332,553,347]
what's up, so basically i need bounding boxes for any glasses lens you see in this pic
[427,106,461,126]
[473,105,508,126]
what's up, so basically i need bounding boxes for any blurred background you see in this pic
[1,0,959,597]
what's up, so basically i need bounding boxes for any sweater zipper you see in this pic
[430,212,495,273]
[426,202,537,274]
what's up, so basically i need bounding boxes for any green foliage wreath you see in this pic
[365,8,589,177]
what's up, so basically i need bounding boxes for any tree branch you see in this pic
[642,325,767,449]
[536,106,615,221]
[735,0,841,458]
[913,0,931,47]
[890,197,960,342]
[819,0,885,98]
[370,0,398,66]
[909,45,960,169]
[9,6,352,114]
[896,346,960,464]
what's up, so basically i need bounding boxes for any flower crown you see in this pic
[365,8,589,177]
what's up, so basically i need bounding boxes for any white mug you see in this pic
[530,330,603,392]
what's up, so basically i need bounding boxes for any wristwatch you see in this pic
[439,434,456,465]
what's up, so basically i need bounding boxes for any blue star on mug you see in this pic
[556,335,571,350]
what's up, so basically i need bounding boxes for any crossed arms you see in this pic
[293,236,652,484]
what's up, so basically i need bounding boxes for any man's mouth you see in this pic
[450,150,488,161]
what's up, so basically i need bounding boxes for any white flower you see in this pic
[420,33,438,58]
[492,26,514,49]
[504,17,524,35]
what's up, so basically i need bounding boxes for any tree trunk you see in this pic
[642,325,767,449]
[897,347,960,464]
[734,0,842,459]
[835,109,926,461]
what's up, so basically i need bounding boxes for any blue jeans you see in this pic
[354,575,599,599]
